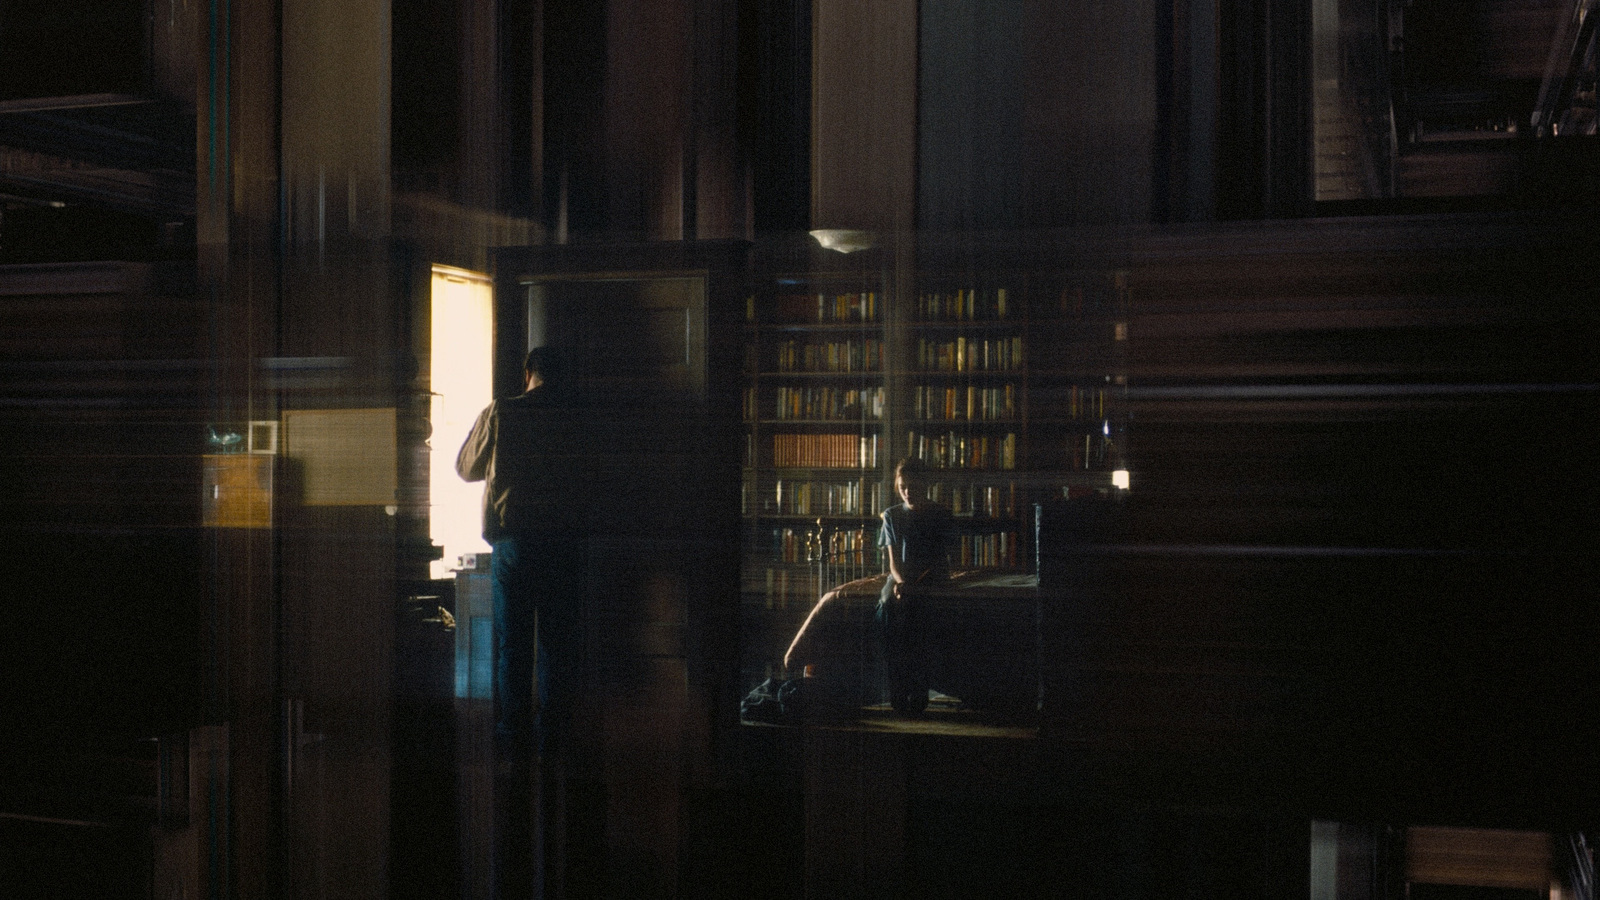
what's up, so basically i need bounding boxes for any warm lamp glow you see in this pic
[1111,469,1131,490]
[809,229,877,253]
[429,266,495,578]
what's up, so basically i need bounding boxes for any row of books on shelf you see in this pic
[754,528,1018,578]
[916,288,1011,321]
[753,566,821,610]
[908,430,1017,470]
[760,291,880,324]
[912,384,1015,421]
[928,481,1018,518]
[752,280,1121,326]
[953,531,1020,569]
[772,337,883,373]
[771,527,813,564]
[1063,433,1117,470]
[821,526,877,566]
[1033,384,1109,420]
[741,476,1018,520]
[916,335,1023,372]
[751,381,1104,423]
[1057,276,1128,316]
[769,525,884,566]
[746,555,876,610]
[756,385,886,421]
[771,432,881,469]
[761,478,886,516]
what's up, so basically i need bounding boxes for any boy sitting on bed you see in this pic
[877,457,953,714]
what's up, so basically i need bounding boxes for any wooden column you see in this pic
[917,0,1027,232]
[690,0,750,239]
[602,0,693,239]
[810,0,919,235]
[542,0,750,241]
[198,0,283,895]
[200,0,400,896]
[277,2,397,899]
[1020,0,1161,228]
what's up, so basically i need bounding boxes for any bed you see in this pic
[778,570,1041,718]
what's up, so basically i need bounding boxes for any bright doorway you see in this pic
[429,265,494,579]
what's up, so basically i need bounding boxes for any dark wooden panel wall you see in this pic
[0,262,205,734]
[1038,215,1600,827]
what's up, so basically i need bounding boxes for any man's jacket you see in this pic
[456,388,588,540]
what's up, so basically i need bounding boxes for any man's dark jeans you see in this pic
[491,532,583,754]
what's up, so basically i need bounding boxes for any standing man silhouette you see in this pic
[457,347,587,900]
[456,346,585,756]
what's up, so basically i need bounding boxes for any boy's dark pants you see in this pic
[877,583,928,714]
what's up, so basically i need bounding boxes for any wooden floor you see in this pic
[837,712,1037,740]
[744,692,1041,740]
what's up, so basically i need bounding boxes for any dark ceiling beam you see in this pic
[0,94,150,114]
[0,107,194,172]
[0,146,194,217]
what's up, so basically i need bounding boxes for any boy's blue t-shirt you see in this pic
[878,502,952,586]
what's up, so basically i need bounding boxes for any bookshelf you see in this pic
[741,270,889,683]
[903,282,1027,569]
[1025,269,1132,496]
[739,252,1132,688]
